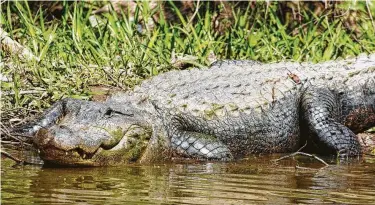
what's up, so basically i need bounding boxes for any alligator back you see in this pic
[122,54,375,118]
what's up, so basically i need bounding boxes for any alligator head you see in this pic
[21,99,156,166]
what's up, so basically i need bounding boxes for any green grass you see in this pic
[1,1,375,126]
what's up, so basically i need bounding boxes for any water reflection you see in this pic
[2,155,375,204]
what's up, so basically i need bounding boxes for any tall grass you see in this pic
[1,1,375,126]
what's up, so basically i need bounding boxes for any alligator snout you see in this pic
[33,125,124,166]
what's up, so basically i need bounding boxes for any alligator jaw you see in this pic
[33,127,125,166]
[33,125,151,166]
[38,147,99,167]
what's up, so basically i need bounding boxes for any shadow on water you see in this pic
[2,152,375,204]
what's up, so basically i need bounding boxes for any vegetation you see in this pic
[1,1,375,128]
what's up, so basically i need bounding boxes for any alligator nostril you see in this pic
[34,128,52,147]
[34,125,78,152]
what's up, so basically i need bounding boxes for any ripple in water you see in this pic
[2,155,375,204]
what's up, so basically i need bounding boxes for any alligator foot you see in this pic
[302,87,362,156]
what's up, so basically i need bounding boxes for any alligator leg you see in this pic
[170,130,233,160]
[301,87,362,157]
[166,115,232,160]
[11,98,83,138]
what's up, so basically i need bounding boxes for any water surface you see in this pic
[2,154,375,204]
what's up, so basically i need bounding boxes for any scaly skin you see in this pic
[13,54,375,166]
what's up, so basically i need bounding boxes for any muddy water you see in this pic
[2,154,375,205]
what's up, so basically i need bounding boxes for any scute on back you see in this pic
[129,57,374,118]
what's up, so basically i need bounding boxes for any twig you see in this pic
[0,27,39,61]
[275,151,329,166]
[88,50,125,90]
[364,153,375,157]
[297,141,307,152]
[273,141,329,166]
[366,0,375,32]
[1,89,46,96]
[1,150,23,163]
[0,124,33,144]
[1,141,32,147]
[0,126,22,142]
[295,165,318,170]
[186,0,200,27]
[1,150,43,165]
[0,134,22,142]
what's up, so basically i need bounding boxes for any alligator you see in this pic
[13,54,375,166]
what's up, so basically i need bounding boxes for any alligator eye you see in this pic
[103,107,134,118]
[104,108,113,117]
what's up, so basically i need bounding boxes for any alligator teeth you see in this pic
[65,152,68,156]
[82,154,86,159]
